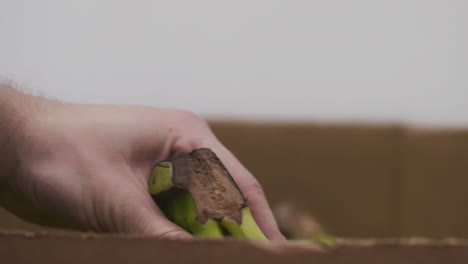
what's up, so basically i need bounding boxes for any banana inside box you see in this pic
[149,148,335,244]
[148,148,267,240]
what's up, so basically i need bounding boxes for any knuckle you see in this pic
[173,109,205,124]
[166,109,213,156]
[172,137,204,155]
[170,109,208,130]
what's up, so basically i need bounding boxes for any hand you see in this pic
[0,85,285,240]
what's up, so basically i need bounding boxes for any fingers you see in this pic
[139,110,285,240]
[170,131,285,241]
[107,182,192,240]
[209,144,286,241]
[126,201,192,240]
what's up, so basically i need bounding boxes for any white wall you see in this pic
[1,0,467,126]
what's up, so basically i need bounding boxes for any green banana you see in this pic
[157,189,224,238]
[220,207,267,240]
[149,148,267,240]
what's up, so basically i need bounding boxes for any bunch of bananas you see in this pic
[149,148,267,240]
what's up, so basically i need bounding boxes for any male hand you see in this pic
[0,85,284,240]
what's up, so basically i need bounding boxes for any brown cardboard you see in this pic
[399,129,468,238]
[1,121,468,263]
[0,208,43,231]
[209,122,468,238]
[2,231,468,264]
[210,122,399,237]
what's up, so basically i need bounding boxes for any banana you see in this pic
[220,207,267,240]
[149,148,267,240]
[157,189,224,238]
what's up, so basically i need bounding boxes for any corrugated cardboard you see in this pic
[209,122,468,238]
[398,129,468,237]
[210,122,399,237]
[1,231,468,264]
[1,122,468,263]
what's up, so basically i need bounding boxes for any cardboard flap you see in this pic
[2,230,468,264]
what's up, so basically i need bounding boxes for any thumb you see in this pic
[113,190,192,240]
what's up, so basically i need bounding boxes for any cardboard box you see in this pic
[2,231,468,264]
[1,121,468,263]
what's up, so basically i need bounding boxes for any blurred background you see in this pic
[0,0,467,126]
[0,1,467,239]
